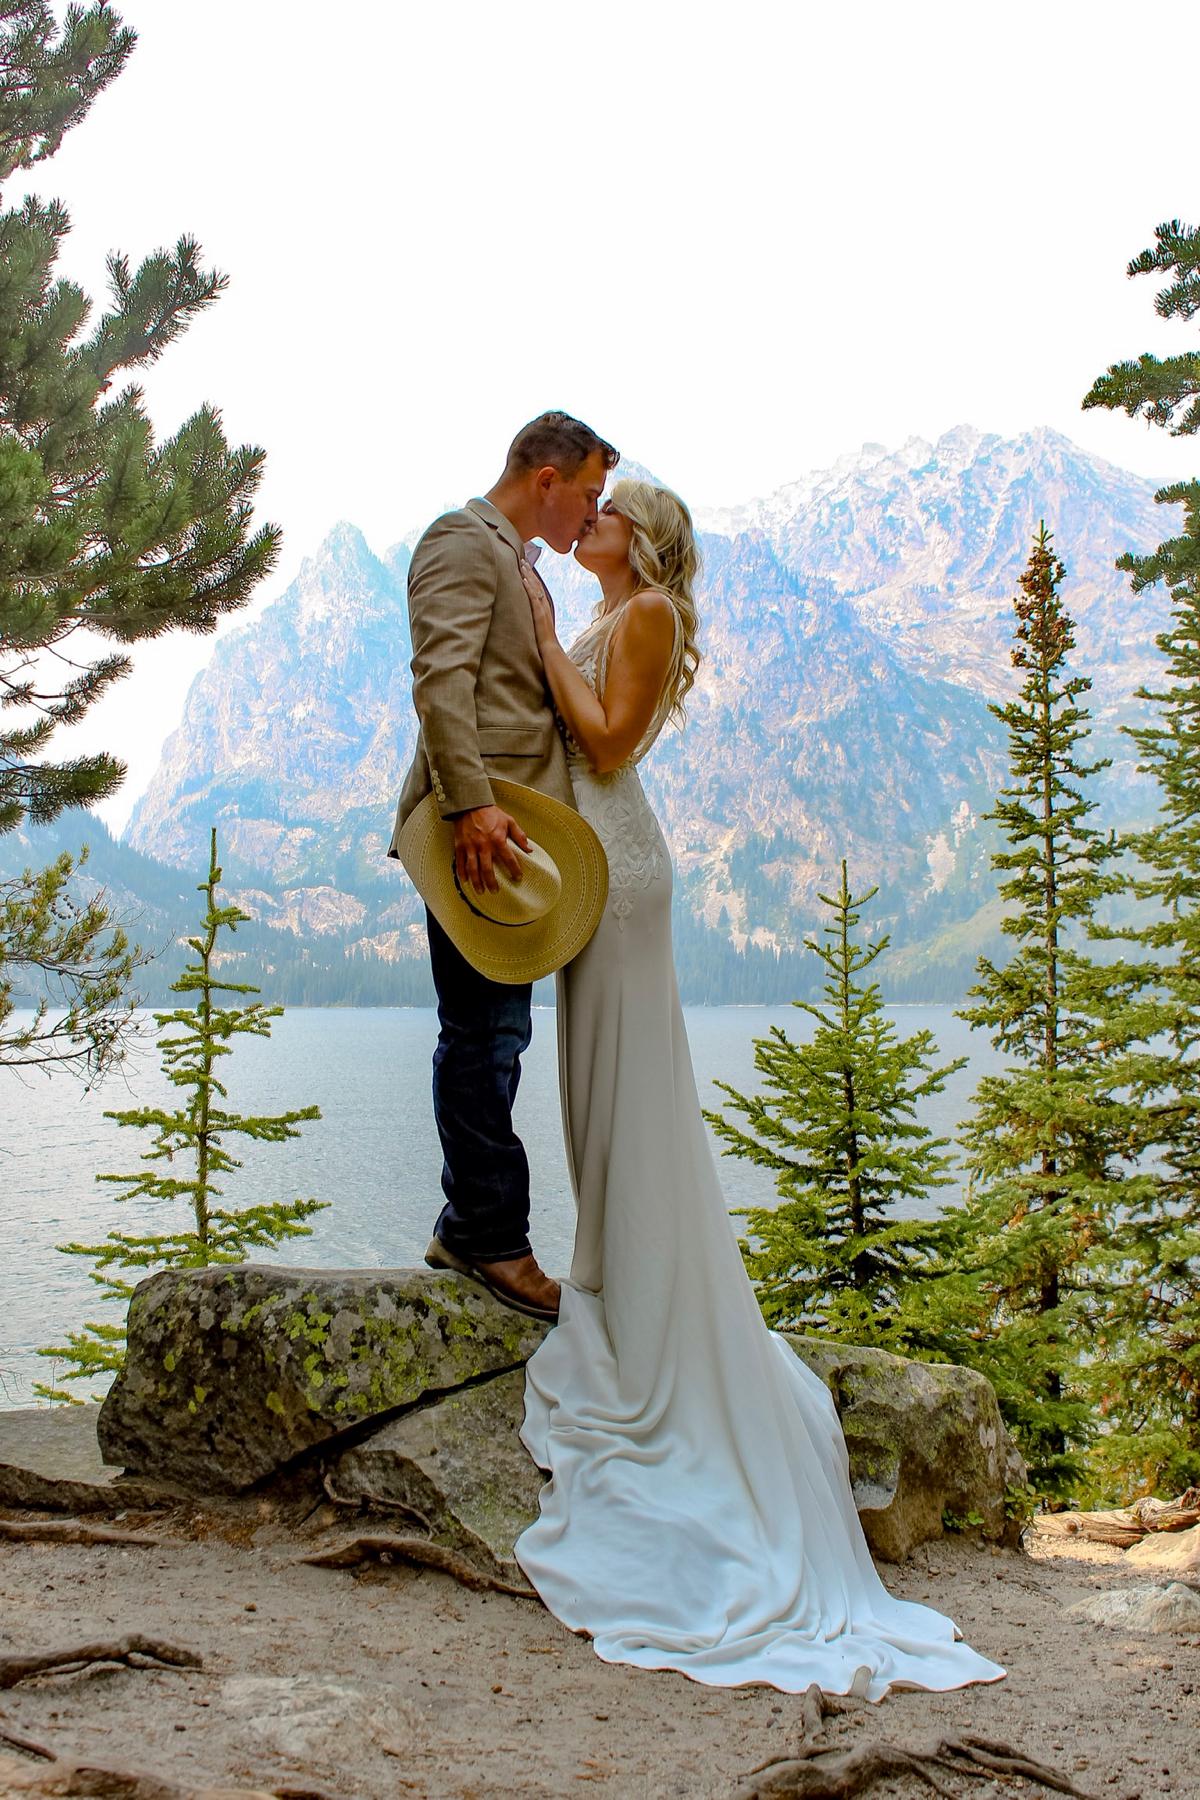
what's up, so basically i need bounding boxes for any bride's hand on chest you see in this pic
[519,559,557,650]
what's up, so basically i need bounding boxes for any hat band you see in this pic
[451,859,540,929]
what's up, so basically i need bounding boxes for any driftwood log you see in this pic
[1036,1510,1145,1549]
[0,1636,202,1690]
[298,1532,539,1597]
[1133,1491,1200,1532]
[1036,1487,1200,1549]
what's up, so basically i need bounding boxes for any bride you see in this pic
[512,478,1005,1699]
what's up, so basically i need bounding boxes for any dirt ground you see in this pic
[0,1504,1197,1800]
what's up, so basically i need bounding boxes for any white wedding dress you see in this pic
[514,615,1005,1699]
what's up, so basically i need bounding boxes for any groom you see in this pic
[389,412,619,1322]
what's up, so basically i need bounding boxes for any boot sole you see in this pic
[423,1236,559,1323]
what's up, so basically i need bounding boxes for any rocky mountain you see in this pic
[118,426,1178,1001]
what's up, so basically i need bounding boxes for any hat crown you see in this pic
[463,838,561,927]
[396,777,608,984]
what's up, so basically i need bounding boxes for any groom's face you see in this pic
[537,451,610,555]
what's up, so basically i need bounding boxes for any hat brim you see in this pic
[396,778,609,984]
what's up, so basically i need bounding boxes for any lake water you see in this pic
[1,1004,998,1409]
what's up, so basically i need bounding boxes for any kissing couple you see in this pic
[388,411,1004,1697]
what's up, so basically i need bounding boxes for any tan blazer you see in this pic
[388,497,575,852]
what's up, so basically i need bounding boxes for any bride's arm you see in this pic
[523,569,675,775]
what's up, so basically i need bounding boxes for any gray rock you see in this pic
[0,1404,181,1513]
[1068,1582,1200,1635]
[1125,1524,1200,1574]
[327,1369,543,1580]
[782,1335,1027,1561]
[98,1265,548,1493]
[99,1264,1022,1567]
[329,1333,1023,1571]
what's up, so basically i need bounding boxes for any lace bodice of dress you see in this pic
[564,615,677,929]
[564,610,681,769]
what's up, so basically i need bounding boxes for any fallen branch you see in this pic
[732,1730,1099,1800]
[799,1682,830,1741]
[0,1635,202,1690]
[957,1732,1099,1792]
[298,1533,539,1598]
[0,1520,162,1549]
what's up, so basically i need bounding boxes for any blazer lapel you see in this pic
[466,497,527,565]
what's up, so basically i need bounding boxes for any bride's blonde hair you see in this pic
[605,478,702,727]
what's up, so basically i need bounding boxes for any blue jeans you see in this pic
[425,908,533,1263]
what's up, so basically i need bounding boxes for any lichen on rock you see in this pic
[97,1265,548,1492]
[782,1334,1027,1560]
[97,1265,1022,1565]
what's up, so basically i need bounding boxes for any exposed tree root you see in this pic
[0,1716,55,1760]
[744,1686,856,1772]
[733,1730,1099,1799]
[298,1531,539,1597]
[319,1470,431,1532]
[0,1750,336,1796]
[0,1635,202,1690]
[0,1520,162,1549]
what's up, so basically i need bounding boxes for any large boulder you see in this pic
[99,1265,1025,1563]
[328,1368,542,1581]
[782,1335,1028,1561]
[323,1341,1024,1568]
[98,1265,548,1492]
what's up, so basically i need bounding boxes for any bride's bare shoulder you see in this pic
[619,589,675,638]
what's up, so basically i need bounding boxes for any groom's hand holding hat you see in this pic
[452,802,530,895]
[398,777,608,986]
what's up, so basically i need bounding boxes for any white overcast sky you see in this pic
[25,0,1200,830]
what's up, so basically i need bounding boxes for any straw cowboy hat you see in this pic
[396,778,609,984]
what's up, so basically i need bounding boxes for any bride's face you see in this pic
[574,499,633,576]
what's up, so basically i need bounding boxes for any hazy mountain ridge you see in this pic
[114,426,1178,1000]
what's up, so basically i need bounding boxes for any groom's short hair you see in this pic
[506,411,619,478]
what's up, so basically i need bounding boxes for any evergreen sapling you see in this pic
[707,861,965,1353]
[38,829,325,1399]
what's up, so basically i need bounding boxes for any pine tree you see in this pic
[1,845,135,1075]
[37,830,325,1400]
[707,861,966,1353]
[952,525,1144,1499]
[0,3,279,1078]
[1079,220,1200,1495]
